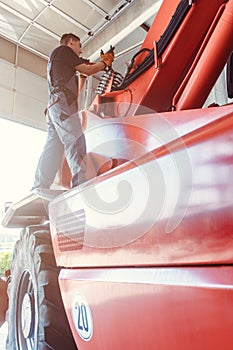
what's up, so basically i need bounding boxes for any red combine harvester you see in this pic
[1,0,233,349]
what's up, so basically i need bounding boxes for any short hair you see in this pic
[60,33,80,45]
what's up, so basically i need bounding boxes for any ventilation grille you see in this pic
[56,209,85,252]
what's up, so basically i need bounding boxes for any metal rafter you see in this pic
[0,0,161,64]
[79,0,107,16]
[82,0,136,43]
[83,0,162,61]
[37,0,90,32]
[0,1,59,44]
[18,0,59,43]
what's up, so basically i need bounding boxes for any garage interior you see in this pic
[0,1,233,347]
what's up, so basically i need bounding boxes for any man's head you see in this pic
[60,33,82,56]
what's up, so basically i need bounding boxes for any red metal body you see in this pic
[49,0,233,348]
[58,267,233,350]
[90,0,232,115]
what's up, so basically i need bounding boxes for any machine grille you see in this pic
[56,209,85,252]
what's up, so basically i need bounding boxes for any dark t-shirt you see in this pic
[49,45,85,87]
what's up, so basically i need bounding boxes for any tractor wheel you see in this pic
[7,224,77,350]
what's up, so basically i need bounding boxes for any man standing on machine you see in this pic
[32,33,114,189]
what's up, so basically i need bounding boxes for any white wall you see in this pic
[204,66,232,107]
[0,58,47,130]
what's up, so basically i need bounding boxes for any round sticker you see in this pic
[71,293,93,341]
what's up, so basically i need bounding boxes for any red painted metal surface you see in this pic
[50,104,233,268]
[48,0,233,348]
[50,103,233,348]
[90,0,231,116]
[175,0,233,110]
[58,266,233,349]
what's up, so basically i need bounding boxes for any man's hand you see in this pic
[100,46,115,66]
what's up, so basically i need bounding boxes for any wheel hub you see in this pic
[21,292,33,339]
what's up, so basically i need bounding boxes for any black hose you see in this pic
[112,0,193,91]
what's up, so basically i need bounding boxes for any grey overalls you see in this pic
[32,54,86,189]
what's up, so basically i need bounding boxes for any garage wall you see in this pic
[0,37,48,130]
[0,58,47,130]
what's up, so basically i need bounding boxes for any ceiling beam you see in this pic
[82,0,162,61]
[79,0,107,17]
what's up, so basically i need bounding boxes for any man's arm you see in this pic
[76,50,114,76]
[76,61,106,76]
[78,75,87,95]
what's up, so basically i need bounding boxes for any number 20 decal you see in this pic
[72,294,93,341]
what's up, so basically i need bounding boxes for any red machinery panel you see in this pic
[59,266,233,350]
[50,104,233,268]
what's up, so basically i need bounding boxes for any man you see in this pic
[32,33,114,189]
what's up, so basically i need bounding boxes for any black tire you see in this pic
[7,224,77,350]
